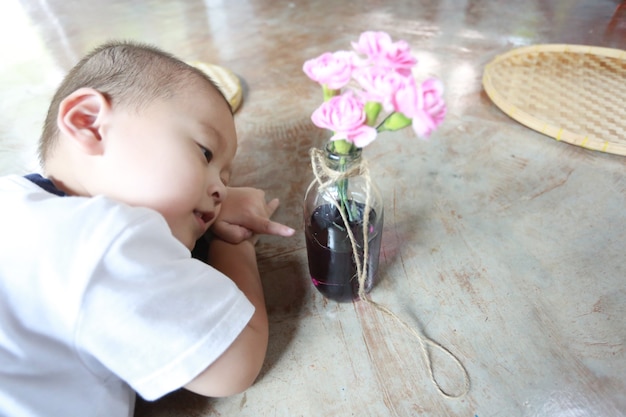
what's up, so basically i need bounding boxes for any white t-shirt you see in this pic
[0,175,255,417]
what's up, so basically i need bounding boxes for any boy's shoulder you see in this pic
[0,173,173,252]
[1,173,157,215]
[0,174,34,190]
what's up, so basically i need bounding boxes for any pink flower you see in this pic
[303,50,355,90]
[351,31,417,76]
[390,76,417,115]
[311,93,378,147]
[352,66,407,113]
[393,77,446,138]
[304,31,445,147]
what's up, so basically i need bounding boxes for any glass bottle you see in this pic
[303,143,384,302]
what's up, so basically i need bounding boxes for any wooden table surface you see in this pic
[1,0,624,416]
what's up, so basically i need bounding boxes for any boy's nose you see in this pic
[209,182,226,204]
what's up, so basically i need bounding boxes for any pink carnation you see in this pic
[351,31,417,76]
[303,50,355,90]
[393,77,446,139]
[352,66,407,112]
[311,93,378,147]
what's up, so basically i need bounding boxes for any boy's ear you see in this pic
[57,87,110,155]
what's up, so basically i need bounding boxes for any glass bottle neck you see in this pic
[324,143,362,172]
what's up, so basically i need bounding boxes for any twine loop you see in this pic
[309,147,471,399]
[310,147,367,190]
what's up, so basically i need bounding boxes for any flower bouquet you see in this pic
[303,31,446,302]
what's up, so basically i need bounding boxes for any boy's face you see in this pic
[96,79,237,249]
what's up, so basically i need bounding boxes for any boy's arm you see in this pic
[184,238,268,397]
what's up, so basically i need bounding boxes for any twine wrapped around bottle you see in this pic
[310,147,471,399]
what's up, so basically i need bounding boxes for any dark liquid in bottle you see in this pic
[305,202,382,302]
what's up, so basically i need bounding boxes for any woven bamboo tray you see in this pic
[188,61,243,112]
[482,44,626,156]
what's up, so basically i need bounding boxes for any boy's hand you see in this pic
[211,187,295,244]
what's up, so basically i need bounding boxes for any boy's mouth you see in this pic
[194,210,215,227]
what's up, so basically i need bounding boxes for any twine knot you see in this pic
[310,147,368,190]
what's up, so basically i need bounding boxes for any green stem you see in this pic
[375,113,394,132]
[332,139,358,223]
[337,175,350,221]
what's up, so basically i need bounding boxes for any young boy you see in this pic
[0,41,294,416]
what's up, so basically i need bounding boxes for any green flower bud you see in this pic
[364,102,382,126]
[382,112,412,131]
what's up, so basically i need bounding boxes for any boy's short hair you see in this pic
[39,41,227,166]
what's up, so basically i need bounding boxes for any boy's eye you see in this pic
[199,146,213,163]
